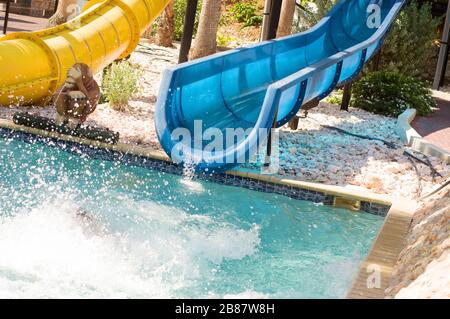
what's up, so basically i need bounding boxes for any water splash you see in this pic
[322,251,363,298]
[180,158,204,192]
[182,158,197,181]
[0,136,382,298]
[0,196,260,298]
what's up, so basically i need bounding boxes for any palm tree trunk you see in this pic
[155,0,175,47]
[47,0,79,27]
[189,0,221,60]
[142,25,154,40]
[277,0,296,38]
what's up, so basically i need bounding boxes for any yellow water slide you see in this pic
[0,0,170,106]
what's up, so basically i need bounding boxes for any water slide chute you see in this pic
[155,0,405,172]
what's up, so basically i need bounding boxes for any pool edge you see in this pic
[0,118,392,209]
[346,198,416,299]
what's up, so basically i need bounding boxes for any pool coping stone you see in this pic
[346,198,416,299]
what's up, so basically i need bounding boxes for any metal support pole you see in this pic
[263,0,283,165]
[264,0,282,41]
[3,0,11,35]
[341,82,352,111]
[264,108,278,166]
[178,0,199,64]
[260,0,272,41]
[433,0,450,90]
[288,116,299,130]
[371,50,381,72]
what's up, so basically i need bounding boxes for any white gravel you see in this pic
[1,42,448,199]
[248,102,450,199]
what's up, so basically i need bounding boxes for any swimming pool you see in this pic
[0,134,383,298]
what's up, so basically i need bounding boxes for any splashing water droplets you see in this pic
[180,158,204,193]
[182,158,197,181]
[0,135,382,298]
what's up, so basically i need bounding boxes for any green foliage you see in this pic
[351,71,435,117]
[325,89,343,105]
[429,0,449,4]
[217,33,238,47]
[173,0,202,41]
[102,61,143,111]
[231,2,263,27]
[293,0,337,32]
[381,1,442,77]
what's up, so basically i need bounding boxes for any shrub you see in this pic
[102,61,143,111]
[173,0,202,41]
[351,71,435,117]
[231,2,263,27]
[217,33,238,47]
[381,1,442,78]
[325,89,343,105]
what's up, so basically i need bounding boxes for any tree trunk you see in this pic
[277,0,296,38]
[155,1,175,47]
[47,0,79,27]
[189,0,221,60]
[142,25,154,40]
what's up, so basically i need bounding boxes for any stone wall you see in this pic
[386,187,450,298]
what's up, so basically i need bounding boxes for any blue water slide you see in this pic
[155,0,405,171]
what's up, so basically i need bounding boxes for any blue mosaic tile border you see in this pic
[360,201,390,216]
[0,127,390,216]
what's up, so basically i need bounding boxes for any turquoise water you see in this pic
[0,135,383,298]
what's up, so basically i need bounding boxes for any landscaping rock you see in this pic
[247,102,450,199]
[386,190,450,299]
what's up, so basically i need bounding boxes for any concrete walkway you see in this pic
[412,93,450,152]
[1,12,47,33]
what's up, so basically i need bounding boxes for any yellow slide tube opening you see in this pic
[0,0,170,106]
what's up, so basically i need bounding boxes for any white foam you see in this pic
[0,197,261,298]
[322,251,363,298]
[179,179,205,193]
[223,290,269,299]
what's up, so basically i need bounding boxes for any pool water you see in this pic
[0,135,383,298]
